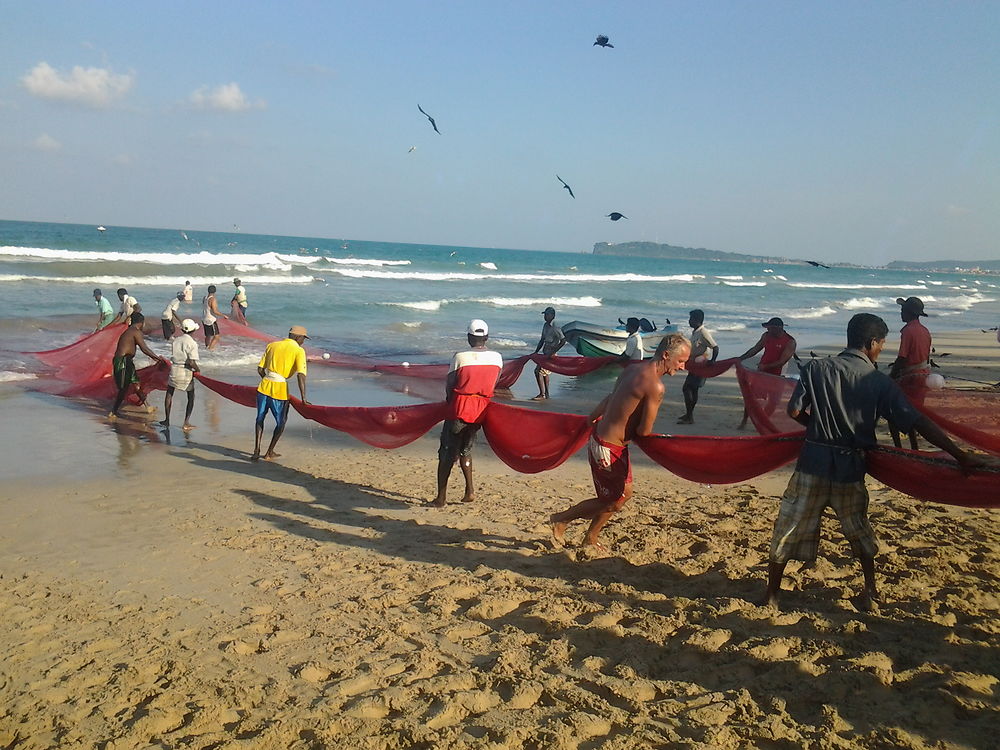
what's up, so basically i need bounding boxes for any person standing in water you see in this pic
[202,284,227,350]
[109,313,165,419]
[161,319,201,431]
[532,306,566,400]
[93,288,115,332]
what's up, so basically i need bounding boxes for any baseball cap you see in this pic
[543,306,555,314]
[289,325,309,338]
[468,319,489,336]
[181,318,199,333]
[762,317,786,328]
[896,297,927,316]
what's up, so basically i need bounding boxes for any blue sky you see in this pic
[1,1,997,263]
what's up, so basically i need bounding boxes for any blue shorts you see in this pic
[256,392,290,425]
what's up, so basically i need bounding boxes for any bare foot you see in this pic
[261,452,281,461]
[461,494,475,503]
[736,422,748,431]
[855,588,881,613]
[159,419,170,427]
[581,540,609,554]
[108,413,119,421]
[250,452,260,462]
[146,405,157,414]
[756,589,781,608]
[549,515,567,548]
[182,423,195,431]
[427,497,446,508]
[531,394,546,401]
[677,415,694,424]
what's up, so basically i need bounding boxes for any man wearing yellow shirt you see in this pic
[252,325,310,462]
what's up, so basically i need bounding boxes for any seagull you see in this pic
[408,145,416,153]
[557,175,575,199]
[607,212,628,221]
[417,104,441,134]
[594,35,614,48]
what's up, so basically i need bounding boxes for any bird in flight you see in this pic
[594,35,614,48]
[408,145,416,153]
[607,212,628,221]
[805,260,830,269]
[417,104,441,134]
[557,175,575,199]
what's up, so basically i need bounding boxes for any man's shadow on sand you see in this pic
[179,441,996,748]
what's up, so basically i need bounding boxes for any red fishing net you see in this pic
[292,398,451,449]
[902,380,1000,456]
[735,364,802,434]
[481,402,592,473]
[867,447,1000,508]
[636,432,803,484]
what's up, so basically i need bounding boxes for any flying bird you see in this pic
[607,212,628,221]
[408,145,416,153]
[557,175,575,199]
[806,260,830,269]
[594,35,614,48]
[417,104,441,134]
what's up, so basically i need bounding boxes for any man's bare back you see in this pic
[114,325,158,360]
[595,365,666,446]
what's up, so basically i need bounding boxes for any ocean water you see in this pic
[2,219,998,396]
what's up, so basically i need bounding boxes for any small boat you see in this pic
[96,226,106,232]
[561,319,678,357]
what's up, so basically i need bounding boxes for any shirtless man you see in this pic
[110,313,166,418]
[550,333,691,551]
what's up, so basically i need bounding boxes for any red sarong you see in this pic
[589,431,632,506]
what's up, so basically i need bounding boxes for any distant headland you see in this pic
[593,241,999,274]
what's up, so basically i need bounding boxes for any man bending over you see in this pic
[550,333,690,551]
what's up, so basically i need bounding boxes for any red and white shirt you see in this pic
[448,348,503,423]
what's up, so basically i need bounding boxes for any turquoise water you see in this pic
[2,219,998,382]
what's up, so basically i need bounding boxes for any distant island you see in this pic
[593,241,999,274]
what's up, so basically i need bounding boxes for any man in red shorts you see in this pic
[549,333,691,551]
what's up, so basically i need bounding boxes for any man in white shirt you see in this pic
[183,280,193,302]
[112,287,140,325]
[202,284,227,350]
[678,309,719,424]
[160,319,201,431]
[161,292,185,339]
[232,278,248,321]
[620,317,644,361]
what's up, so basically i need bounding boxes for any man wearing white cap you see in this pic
[431,319,503,506]
[160,319,201,431]
[252,325,310,461]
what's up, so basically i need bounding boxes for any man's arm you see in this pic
[136,334,163,363]
[186,357,201,373]
[775,338,797,369]
[738,336,765,360]
[912,416,998,471]
[533,334,545,354]
[209,297,227,318]
[296,372,309,404]
[709,344,719,363]
[634,383,665,437]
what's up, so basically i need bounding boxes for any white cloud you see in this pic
[21,62,134,108]
[32,133,62,152]
[946,204,973,217]
[189,82,265,112]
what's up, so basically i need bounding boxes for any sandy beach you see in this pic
[1,329,997,749]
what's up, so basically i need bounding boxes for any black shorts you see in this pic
[204,321,220,336]
[161,319,175,338]
[439,419,480,458]
[684,371,705,390]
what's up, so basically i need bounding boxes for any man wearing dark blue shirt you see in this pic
[763,313,991,610]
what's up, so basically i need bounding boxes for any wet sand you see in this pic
[0,329,997,748]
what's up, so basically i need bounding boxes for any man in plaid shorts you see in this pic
[763,313,990,610]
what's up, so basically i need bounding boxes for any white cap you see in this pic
[468,319,489,336]
[181,318,199,333]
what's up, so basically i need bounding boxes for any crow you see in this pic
[607,212,628,221]
[594,35,614,48]
[417,104,441,134]
[557,175,575,198]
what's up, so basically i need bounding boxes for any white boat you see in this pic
[96,225,106,232]
[561,319,677,357]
